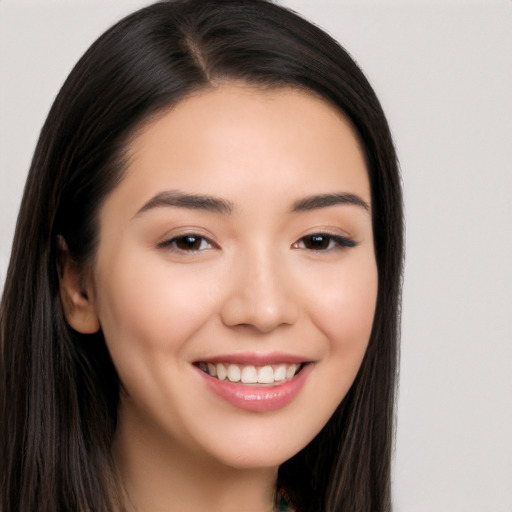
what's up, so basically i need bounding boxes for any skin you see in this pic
[60,84,378,512]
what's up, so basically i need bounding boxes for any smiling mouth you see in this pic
[195,362,305,386]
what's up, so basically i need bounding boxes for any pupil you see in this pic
[308,235,328,249]
[178,236,200,250]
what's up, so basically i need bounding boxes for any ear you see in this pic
[57,235,101,334]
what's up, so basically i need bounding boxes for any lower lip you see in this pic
[196,363,313,412]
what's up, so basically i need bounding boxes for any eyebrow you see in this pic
[135,190,234,217]
[134,190,369,218]
[291,193,370,212]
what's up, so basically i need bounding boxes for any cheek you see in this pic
[93,249,220,373]
[287,252,378,443]
[309,252,378,360]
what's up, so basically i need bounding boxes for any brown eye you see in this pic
[294,233,356,251]
[158,234,213,252]
[303,234,331,250]
[175,235,203,251]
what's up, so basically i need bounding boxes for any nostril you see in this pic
[220,291,299,332]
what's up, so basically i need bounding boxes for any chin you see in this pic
[192,418,320,471]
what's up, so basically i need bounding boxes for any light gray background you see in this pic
[1,1,511,511]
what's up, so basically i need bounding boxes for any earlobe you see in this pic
[57,235,101,334]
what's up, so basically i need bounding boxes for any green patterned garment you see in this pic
[274,488,296,511]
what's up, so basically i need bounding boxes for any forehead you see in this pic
[109,84,370,215]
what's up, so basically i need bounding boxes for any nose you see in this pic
[220,249,299,333]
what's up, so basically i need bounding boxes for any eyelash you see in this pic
[157,234,214,253]
[158,232,355,253]
[293,233,356,251]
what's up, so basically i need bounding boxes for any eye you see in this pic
[293,233,356,251]
[158,234,213,253]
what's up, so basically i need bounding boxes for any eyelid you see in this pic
[156,230,218,253]
[292,231,357,251]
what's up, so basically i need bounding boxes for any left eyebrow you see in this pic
[291,193,370,213]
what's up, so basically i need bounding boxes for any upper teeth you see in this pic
[198,362,301,385]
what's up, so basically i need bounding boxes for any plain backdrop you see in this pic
[1,1,511,511]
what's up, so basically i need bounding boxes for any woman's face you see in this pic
[86,84,377,469]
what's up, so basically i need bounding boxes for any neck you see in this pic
[112,406,278,512]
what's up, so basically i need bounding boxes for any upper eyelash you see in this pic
[294,233,356,250]
[156,232,355,252]
[157,233,213,252]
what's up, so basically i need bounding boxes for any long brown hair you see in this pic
[0,1,403,510]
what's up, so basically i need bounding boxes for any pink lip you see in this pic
[195,362,313,412]
[194,351,307,366]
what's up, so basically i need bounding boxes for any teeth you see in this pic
[201,362,302,385]
[241,365,258,384]
[227,364,241,382]
[286,364,297,379]
[216,363,227,381]
[207,363,217,377]
[274,364,286,381]
[256,365,273,384]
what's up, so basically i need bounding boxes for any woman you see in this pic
[0,1,403,511]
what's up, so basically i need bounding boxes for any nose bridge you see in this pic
[220,241,299,332]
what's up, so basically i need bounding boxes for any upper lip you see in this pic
[193,352,311,366]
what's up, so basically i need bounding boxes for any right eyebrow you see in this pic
[133,190,234,218]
